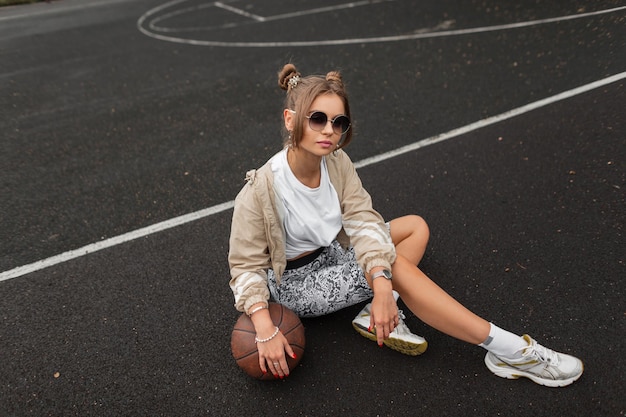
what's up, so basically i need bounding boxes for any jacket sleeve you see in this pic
[228,177,272,313]
[332,151,396,274]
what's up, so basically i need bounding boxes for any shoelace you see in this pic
[392,310,411,335]
[518,338,560,365]
[362,307,411,335]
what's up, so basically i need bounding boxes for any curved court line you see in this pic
[137,5,626,47]
[147,0,396,33]
[1,71,625,282]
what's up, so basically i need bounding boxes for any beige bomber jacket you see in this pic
[228,149,396,313]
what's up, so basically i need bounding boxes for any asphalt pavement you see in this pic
[1,0,625,416]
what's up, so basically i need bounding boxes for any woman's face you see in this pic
[290,93,346,158]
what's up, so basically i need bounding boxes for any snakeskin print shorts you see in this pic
[267,240,374,318]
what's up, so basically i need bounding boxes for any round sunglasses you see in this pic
[305,111,351,135]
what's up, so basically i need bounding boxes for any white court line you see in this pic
[137,5,626,47]
[1,72,625,282]
[148,0,397,33]
[241,0,396,23]
[355,72,626,168]
[0,201,235,282]
[214,2,265,22]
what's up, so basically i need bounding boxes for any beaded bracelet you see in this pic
[255,326,280,344]
[247,305,268,317]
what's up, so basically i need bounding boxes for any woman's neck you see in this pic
[287,147,322,188]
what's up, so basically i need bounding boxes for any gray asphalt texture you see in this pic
[1,0,625,416]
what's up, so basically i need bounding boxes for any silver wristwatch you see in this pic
[371,269,392,281]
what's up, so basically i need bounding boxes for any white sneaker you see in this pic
[484,334,583,387]
[352,303,427,356]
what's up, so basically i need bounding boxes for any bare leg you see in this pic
[389,215,429,265]
[389,215,490,344]
[391,255,489,344]
[368,217,582,388]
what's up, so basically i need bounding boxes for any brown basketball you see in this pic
[231,302,305,380]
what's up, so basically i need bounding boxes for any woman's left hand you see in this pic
[369,280,398,346]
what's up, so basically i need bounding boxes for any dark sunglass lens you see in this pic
[333,116,351,134]
[308,112,328,131]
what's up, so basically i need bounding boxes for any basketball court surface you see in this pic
[1,0,625,415]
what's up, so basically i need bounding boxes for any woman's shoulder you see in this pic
[242,152,281,186]
[326,149,356,175]
[326,150,359,195]
[234,156,277,203]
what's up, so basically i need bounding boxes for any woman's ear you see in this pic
[283,108,295,132]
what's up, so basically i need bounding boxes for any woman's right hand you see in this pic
[249,304,296,378]
[255,330,295,378]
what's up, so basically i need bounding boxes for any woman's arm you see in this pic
[228,182,272,313]
[330,151,396,273]
[228,176,294,378]
[330,151,399,344]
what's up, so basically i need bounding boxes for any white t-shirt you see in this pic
[271,148,342,259]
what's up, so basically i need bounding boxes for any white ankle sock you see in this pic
[479,323,528,359]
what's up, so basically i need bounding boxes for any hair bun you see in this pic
[325,71,343,87]
[278,64,301,91]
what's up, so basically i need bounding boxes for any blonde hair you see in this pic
[278,63,353,149]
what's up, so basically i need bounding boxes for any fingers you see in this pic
[370,292,400,347]
[369,315,386,346]
[271,343,298,379]
[268,359,287,379]
[377,323,391,345]
[259,354,287,379]
[257,335,296,379]
[372,311,399,347]
[266,355,295,379]
[270,349,291,379]
[284,343,296,363]
[258,356,268,375]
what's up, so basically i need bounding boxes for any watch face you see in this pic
[374,270,392,280]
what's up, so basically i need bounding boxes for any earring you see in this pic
[333,140,343,155]
[288,131,293,148]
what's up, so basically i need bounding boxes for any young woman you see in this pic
[228,64,583,386]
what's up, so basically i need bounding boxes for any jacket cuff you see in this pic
[242,295,270,314]
[365,258,392,275]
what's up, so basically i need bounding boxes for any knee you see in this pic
[409,215,430,242]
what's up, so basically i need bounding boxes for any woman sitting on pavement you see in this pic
[228,63,583,386]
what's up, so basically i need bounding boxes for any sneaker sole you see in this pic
[352,322,428,356]
[484,353,584,387]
